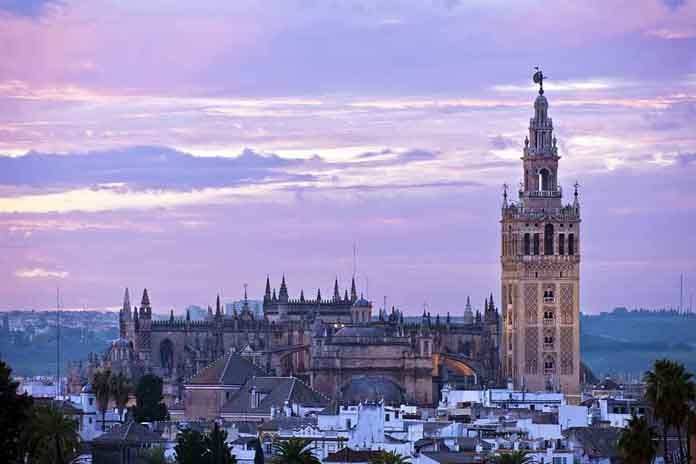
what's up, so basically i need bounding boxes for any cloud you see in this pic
[15,267,68,279]
[489,135,518,150]
[0,0,62,17]
[0,146,313,191]
[645,28,696,39]
[661,0,687,11]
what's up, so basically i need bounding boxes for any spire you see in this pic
[264,275,271,301]
[489,292,495,312]
[216,294,221,316]
[300,289,305,302]
[279,275,289,302]
[170,309,174,322]
[333,278,340,302]
[141,288,150,308]
[446,311,451,325]
[351,277,358,302]
[464,295,474,325]
[122,288,131,317]
[344,289,349,302]
[186,308,191,321]
[272,288,277,302]
[316,288,322,302]
[573,181,580,208]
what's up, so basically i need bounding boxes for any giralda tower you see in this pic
[500,70,581,401]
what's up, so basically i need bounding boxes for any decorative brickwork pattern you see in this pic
[560,283,573,324]
[525,283,538,325]
[560,326,573,375]
[525,327,538,375]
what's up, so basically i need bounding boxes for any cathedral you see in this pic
[69,278,500,407]
[69,70,583,408]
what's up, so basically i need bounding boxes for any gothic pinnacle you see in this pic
[141,288,150,308]
[351,277,357,301]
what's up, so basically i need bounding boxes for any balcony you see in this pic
[527,187,562,199]
[543,318,555,326]
[543,343,554,351]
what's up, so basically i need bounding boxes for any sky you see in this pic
[1,0,695,315]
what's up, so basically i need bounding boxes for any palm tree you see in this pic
[618,415,657,464]
[271,438,320,464]
[494,450,535,464]
[109,372,131,423]
[92,369,112,431]
[645,359,696,463]
[23,404,79,464]
[369,450,411,464]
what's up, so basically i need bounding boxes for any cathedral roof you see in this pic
[93,421,165,444]
[334,326,384,337]
[186,351,266,386]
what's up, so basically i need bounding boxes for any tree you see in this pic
[133,374,169,422]
[141,446,170,464]
[254,438,265,464]
[175,428,207,464]
[618,415,657,464]
[0,361,33,464]
[110,372,131,423]
[22,404,79,464]
[271,438,320,464]
[203,422,236,464]
[645,359,696,463]
[92,368,112,431]
[369,450,411,464]
[493,450,535,464]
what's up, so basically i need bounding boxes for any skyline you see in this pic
[1,0,696,313]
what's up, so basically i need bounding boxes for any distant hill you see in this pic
[581,310,696,378]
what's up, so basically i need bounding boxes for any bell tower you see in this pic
[500,69,581,401]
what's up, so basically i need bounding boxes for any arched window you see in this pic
[544,356,555,374]
[558,233,565,255]
[533,233,540,255]
[538,168,551,191]
[524,233,531,255]
[160,339,174,371]
[544,224,554,255]
[568,233,575,255]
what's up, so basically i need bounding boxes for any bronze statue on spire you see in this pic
[533,67,545,95]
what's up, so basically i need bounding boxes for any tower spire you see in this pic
[264,275,271,301]
[279,275,289,302]
[141,288,150,308]
[122,288,131,320]
[333,277,340,302]
[351,277,358,302]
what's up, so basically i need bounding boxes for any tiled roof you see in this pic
[221,376,329,415]
[93,421,166,444]
[187,351,266,386]
[257,416,317,432]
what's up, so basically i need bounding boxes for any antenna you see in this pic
[352,242,357,278]
[56,287,61,399]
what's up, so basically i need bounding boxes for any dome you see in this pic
[341,376,405,405]
[352,296,370,308]
[334,326,384,337]
[81,383,93,394]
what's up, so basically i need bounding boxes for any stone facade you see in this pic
[71,276,500,407]
[500,77,581,400]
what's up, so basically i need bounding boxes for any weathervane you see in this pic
[533,66,546,95]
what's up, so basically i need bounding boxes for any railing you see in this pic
[527,186,562,198]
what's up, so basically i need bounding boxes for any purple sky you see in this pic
[1,0,695,315]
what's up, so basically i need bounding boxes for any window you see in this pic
[524,233,531,255]
[89,398,94,406]
[558,234,565,255]
[539,168,551,191]
[385,414,390,421]
[544,289,554,303]
[544,335,554,347]
[544,310,555,323]
[544,358,555,374]
[533,233,540,255]
[346,419,352,429]
[544,224,554,255]
[568,234,575,255]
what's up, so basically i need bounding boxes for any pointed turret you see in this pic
[300,289,305,302]
[215,294,221,316]
[186,308,191,321]
[344,289,349,302]
[446,311,451,325]
[464,295,474,325]
[316,288,322,302]
[272,288,277,302]
[350,277,358,302]
[122,288,131,319]
[170,309,174,322]
[279,275,289,302]
[333,278,340,302]
[141,288,151,309]
[264,275,272,302]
